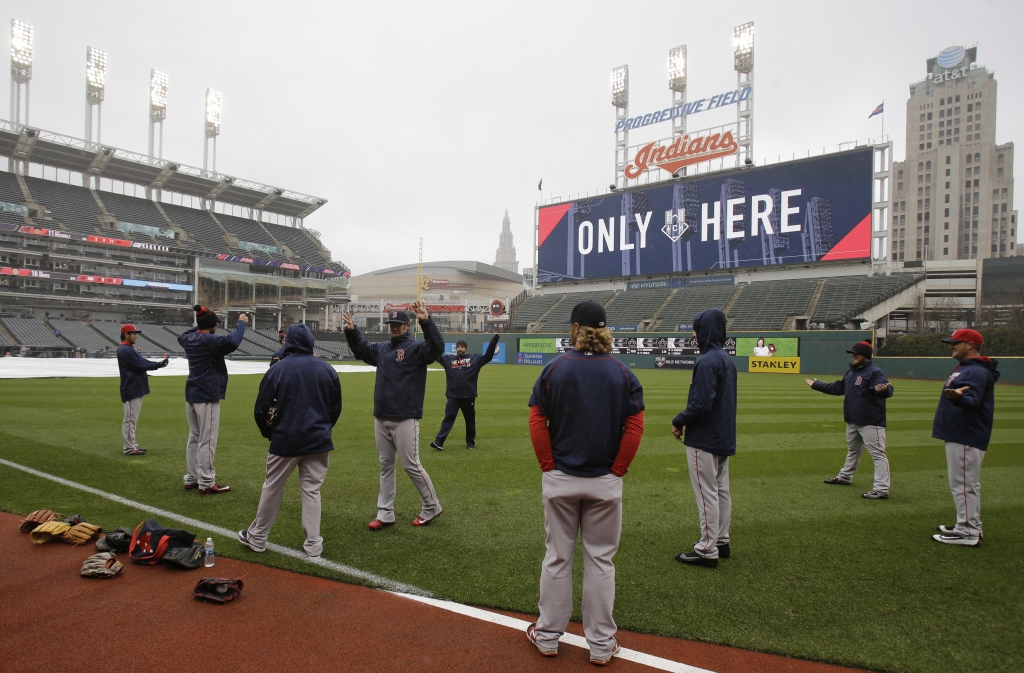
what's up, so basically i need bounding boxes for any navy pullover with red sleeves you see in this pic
[116,342,166,403]
[528,349,645,478]
[932,356,1000,450]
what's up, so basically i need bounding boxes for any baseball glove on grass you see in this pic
[19,509,62,532]
[81,552,123,578]
[95,527,134,553]
[193,577,244,603]
[62,522,103,546]
[30,521,71,544]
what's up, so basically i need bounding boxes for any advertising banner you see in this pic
[749,356,801,373]
[487,342,507,364]
[516,352,549,365]
[608,325,638,332]
[518,338,558,353]
[0,267,192,291]
[116,221,176,239]
[654,355,697,369]
[0,201,29,218]
[238,240,282,255]
[552,336,736,356]
[536,149,872,283]
[735,336,800,358]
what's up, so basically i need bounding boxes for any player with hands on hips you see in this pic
[116,324,169,456]
[806,340,894,499]
[526,300,644,666]
[671,308,736,569]
[343,302,445,530]
[931,329,1000,546]
[431,334,500,450]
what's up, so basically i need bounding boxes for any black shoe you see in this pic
[691,542,730,559]
[430,441,444,451]
[466,443,475,450]
[675,552,718,568]
[824,477,852,485]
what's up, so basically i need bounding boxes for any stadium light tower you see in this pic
[148,70,168,161]
[668,45,687,175]
[84,46,106,145]
[10,19,32,126]
[203,88,222,174]
[733,22,754,167]
[611,65,628,188]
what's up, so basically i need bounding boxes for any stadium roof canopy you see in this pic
[360,260,524,283]
[0,120,325,219]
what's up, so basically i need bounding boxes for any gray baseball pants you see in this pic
[122,397,142,453]
[686,446,731,560]
[838,423,891,493]
[374,417,442,522]
[535,470,622,660]
[184,401,220,489]
[246,452,330,557]
[945,442,985,539]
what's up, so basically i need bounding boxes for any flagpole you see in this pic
[881,99,884,143]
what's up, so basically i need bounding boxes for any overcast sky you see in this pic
[6,0,1023,273]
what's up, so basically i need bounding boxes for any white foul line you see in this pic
[1,457,715,673]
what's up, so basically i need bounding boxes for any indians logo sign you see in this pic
[625,131,739,179]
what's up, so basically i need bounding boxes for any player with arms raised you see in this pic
[430,335,500,451]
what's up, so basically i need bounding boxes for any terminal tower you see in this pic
[493,208,519,273]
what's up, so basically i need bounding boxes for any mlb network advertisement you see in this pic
[536,149,872,283]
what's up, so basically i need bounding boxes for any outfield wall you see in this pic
[873,357,1024,384]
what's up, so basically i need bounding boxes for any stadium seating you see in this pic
[812,274,923,323]
[1,317,66,347]
[536,291,616,332]
[0,171,26,226]
[314,339,352,359]
[603,289,671,328]
[510,294,562,330]
[655,286,738,330]
[727,279,818,330]
[89,321,163,355]
[129,324,185,355]
[22,176,104,235]
[158,202,231,252]
[48,318,117,352]
[268,225,332,268]
[215,213,283,251]
[245,328,283,353]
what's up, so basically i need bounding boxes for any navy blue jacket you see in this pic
[116,342,167,403]
[672,309,737,456]
[437,335,500,398]
[529,350,644,477]
[345,319,445,419]
[254,324,342,457]
[812,360,893,427]
[178,320,247,403]
[932,356,1000,451]
[270,347,285,367]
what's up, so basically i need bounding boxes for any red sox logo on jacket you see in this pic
[946,370,961,387]
[855,376,863,386]
[396,349,405,361]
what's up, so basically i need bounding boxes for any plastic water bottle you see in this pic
[204,537,215,567]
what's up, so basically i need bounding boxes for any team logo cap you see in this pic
[386,310,411,325]
[940,328,984,346]
[120,323,141,336]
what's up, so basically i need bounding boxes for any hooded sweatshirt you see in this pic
[672,308,737,456]
[932,356,1000,450]
[178,319,246,403]
[254,324,342,457]
[116,342,167,403]
[345,318,445,419]
[811,359,894,427]
[437,334,500,398]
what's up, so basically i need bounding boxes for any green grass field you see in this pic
[1,365,1021,673]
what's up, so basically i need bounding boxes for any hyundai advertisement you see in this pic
[536,149,872,283]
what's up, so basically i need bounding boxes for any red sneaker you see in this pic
[367,519,395,531]
[183,483,199,491]
[412,510,443,527]
[526,623,557,657]
[198,483,231,494]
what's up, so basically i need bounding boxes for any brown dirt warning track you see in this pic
[0,512,864,673]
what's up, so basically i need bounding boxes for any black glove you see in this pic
[160,358,170,367]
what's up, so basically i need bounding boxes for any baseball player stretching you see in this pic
[671,308,736,569]
[806,340,894,499]
[430,334,500,450]
[343,302,445,529]
[116,324,168,456]
[178,305,248,494]
[526,300,644,666]
[932,329,1000,546]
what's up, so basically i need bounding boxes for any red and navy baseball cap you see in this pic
[385,309,411,325]
[120,323,141,337]
[940,329,984,346]
[846,340,873,358]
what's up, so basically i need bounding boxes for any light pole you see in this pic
[9,19,32,174]
[84,46,106,144]
[203,88,221,176]
[668,45,687,175]
[733,22,754,167]
[611,65,628,189]
[149,70,167,162]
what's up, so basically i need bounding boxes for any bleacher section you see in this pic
[215,214,286,259]
[159,202,230,252]
[604,289,671,328]
[536,291,616,332]
[812,274,922,323]
[314,339,352,359]
[727,279,818,330]
[246,328,283,353]
[21,176,102,235]
[222,326,272,356]
[656,286,738,330]
[49,319,116,352]
[1,317,66,346]
[129,324,185,355]
[96,192,177,247]
[269,225,331,268]
[511,294,562,330]
[0,172,26,226]
[89,321,163,355]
